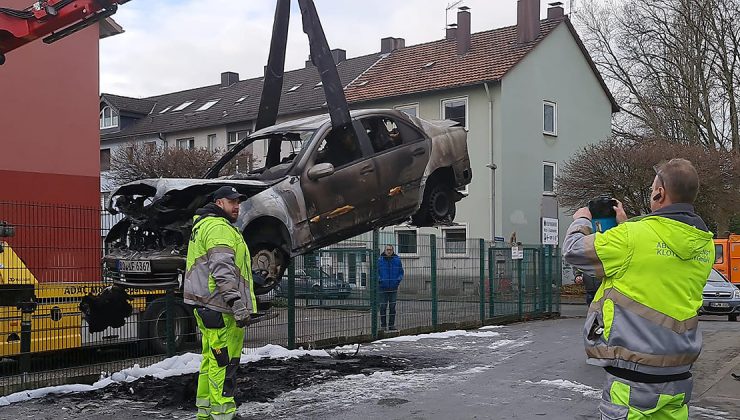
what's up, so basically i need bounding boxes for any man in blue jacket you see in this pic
[378,244,404,331]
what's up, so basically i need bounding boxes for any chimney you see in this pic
[381,37,405,54]
[547,1,565,20]
[456,6,471,55]
[517,0,541,44]
[330,48,346,65]
[220,71,239,88]
[446,24,457,41]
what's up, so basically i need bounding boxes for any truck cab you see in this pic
[714,234,740,285]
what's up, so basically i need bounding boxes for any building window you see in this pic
[197,100,220,111]
[144,141,156,152]
[441,97,467,128]
[100,148,111,171]
[100,192,111,209]
[395,228,418,255]
[227,130,250,149]
[177,138,195,150]
[159,106,172,114]
[207,134,218,152]
[395,103,419,118]
[173,100,194,111]
[99,106,119,129]
[544,161,556,193]
[543,101,557,136]
[442,225,468,256]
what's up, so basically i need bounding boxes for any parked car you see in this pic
[275,268,351,299]
[103,109,472,297]
[699,269,740,321]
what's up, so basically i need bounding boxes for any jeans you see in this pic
[379,290,398,328]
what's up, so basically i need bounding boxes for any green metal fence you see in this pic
[0,202,561,396]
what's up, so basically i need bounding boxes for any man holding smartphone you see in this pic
[562,159,714,419]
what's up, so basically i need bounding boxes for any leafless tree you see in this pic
[108,142,223,186]
[577,0,740,152]
[556,136,740,233]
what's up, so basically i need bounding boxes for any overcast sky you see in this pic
[100,0,574,98]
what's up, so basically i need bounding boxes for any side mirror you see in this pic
[307,163,335,180]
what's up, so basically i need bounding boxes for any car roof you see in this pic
[251,109,410,137]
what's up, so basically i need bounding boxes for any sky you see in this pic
[99,0,575,98]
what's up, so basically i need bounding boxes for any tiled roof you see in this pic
[102,93,155,115]
[344,18,618,113]
[101,53,383,141]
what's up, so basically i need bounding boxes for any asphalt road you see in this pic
[3,307,739,419]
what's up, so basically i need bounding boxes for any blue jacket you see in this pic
[378,254,404,290]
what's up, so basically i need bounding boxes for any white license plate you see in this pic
[709,302,729,308]
[118,260,151,273]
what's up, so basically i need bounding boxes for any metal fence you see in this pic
[0,202,561,396]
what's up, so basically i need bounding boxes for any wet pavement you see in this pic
[3,307,739,419]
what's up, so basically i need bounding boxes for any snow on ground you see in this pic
[0,344,330,407]
[375,330,500,343]
[486,339,518,350]
[525,379,602,399]
[478,325,504,330]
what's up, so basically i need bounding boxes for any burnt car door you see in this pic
[300,121,379,241]
[361,114,430,215]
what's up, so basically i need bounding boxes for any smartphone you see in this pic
[588,196,618,233]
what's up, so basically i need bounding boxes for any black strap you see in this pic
[605,367,691,383]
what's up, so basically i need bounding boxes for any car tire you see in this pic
[143,298,193,354]
[250,243,289,295]
[311,284,321,298]
[413,182,456,226]
[730,314,738,322]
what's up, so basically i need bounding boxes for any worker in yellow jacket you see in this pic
[563,159,714,419]
[184,186,257,420]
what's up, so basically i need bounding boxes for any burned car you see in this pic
[103,109,472,296]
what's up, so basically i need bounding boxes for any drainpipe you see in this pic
[484,82,496,242]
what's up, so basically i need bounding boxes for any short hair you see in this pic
[655,158,699,204]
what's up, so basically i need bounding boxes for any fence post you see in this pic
[545,246,553,313]
[538,247,545,314]
[287,260,296,349]
[479,239,485,323]
[517,258,523,320]
[18,300,35,372]
[371,229,379,338]
[430,234,438,329]
[488,247,494,318]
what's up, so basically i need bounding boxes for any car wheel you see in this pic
[730,314,738,322]
[426,183,456,224]
[143,298,193,354]
[311,284,321,298]
[250,243,288,295]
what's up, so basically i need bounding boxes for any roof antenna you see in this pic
[445,0,464,33]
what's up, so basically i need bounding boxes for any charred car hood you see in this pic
[107,178,277,215]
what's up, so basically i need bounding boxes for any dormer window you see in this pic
[99,106,119,129]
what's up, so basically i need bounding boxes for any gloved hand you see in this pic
[231,299,251,328]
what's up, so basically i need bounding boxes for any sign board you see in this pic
[494,236,505,243]
[511,246,524,260]
[542,217,559,246]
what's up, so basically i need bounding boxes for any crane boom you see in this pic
[0,0,129,65]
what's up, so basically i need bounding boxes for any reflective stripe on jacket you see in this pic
[184,214,257,314]
[563,206,714,375]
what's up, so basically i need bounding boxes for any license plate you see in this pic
[118,260,151,273]
[709,302,729,308]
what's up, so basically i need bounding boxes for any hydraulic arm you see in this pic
[0,0,129,65]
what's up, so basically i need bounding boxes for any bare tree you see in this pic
[108,142,222,186]
[577,0,740,152]
[556,136,740,233]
